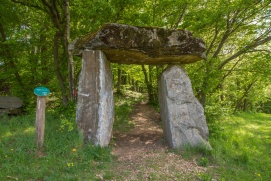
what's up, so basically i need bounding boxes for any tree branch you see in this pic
[219,35,271,69]
[40,0,61,29]
[206,24,219,56]
[173,3,187,29]
[10,0,49,13]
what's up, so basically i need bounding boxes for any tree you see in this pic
[180,0,271,114]
[1,0,270,115]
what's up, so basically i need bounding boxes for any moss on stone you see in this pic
[73,23,206,65]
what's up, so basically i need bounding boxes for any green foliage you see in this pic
[1,0,270,115]
[113,91,144,132]
[170,143,212,161]
[197,173,213,181]
[196,157,209,167]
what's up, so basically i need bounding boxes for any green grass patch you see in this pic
[0,92,141,180]
[209,112,271,180]
[1,93,270,180]
[0,109,112,180]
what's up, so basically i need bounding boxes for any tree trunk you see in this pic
[234,81,256,113]
[148,65,155,103]
[64,0,75,101]
[142,65,154,104]
[243,98,248,111]
[53,32,68,105]
[117,67,121,94]
[39,28,49,85]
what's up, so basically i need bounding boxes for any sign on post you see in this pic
[34,86,50,97]
[34,86,50,148]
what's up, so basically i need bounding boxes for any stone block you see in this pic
[76,50,114,147]
[158,65,211,149]
[73,23,206,65]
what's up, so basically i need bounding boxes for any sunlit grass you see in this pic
[209,112,271,180]
[113,91,144,133]
[0,111,113,180]
[1,95,270,180]
[0,93,141,180]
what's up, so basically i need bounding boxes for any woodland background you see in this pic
[1,0,271,119]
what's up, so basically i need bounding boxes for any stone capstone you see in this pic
[158,65,211,149]
[76,50,114,147]
[73,23,206,65]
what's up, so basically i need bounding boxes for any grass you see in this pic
[0,107,113,180]
[208,112,271,180]
[0,92,141,181]
[113,90,145,133]
[1,92,271,180]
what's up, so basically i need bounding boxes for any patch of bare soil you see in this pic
[110,102,208,180]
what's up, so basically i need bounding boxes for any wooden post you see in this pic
[35,96,46,148]
[34,86,50,149]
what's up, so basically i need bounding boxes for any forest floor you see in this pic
[110,101,209,180]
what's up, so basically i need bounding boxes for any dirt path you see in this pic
[112,101,164,161]
[111,102,208,180]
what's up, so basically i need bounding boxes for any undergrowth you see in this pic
[1,92,270,180]
[0,111,112,180]
[0,92,140,180]
[113,90,145,133]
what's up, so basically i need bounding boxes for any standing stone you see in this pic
[158,65,211,149]
[76,50,114,147]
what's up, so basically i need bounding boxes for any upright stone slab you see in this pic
[158,65,211,149]
[76,50,114,147]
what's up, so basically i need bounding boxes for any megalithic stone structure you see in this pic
[72,23,211,149]
[158,65,211,149]
[76,50,114,147]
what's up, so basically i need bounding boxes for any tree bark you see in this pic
[64,0,75,101]
[53,32,68,105]
[142,65,154,104]
[117,67,121,94]
[234,80,256,113]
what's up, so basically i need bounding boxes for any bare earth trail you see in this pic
[111,102,208,180]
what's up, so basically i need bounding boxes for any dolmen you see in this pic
[72,23,211,149]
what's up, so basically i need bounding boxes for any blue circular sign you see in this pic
[34,86,50,96]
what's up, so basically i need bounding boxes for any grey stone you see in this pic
[73,23,206,65]
[0,96,23,109]
[158,65,211,149]
[76,50,114,147]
